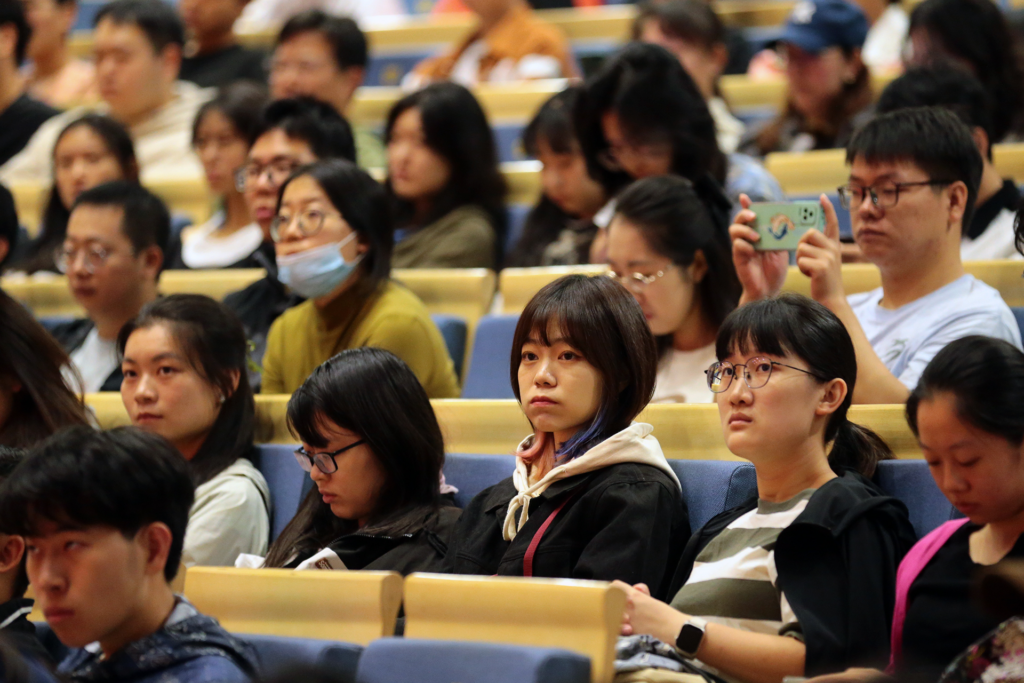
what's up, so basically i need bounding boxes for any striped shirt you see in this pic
[671,488,816,640]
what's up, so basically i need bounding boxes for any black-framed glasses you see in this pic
[294,440,367,474]
[837,180,955,210]
[54,244,113,274]
[705,356,819,393]
[270,208,342,242]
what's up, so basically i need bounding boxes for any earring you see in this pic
[218,394,226,404]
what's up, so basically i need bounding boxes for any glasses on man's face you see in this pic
[270,208,341,243]
[54,244,113,274]
[836,179,954,210]
[294,439,367,475]
[705,356,818,393]
[607,268,670,293]
[597,140,672,172]
[235,159,301,192]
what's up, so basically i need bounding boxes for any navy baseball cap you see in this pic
[779,0,869,53]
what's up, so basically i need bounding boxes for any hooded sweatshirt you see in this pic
[446,423,689,599]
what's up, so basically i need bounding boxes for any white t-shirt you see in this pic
[68,327,120,393]
[235,0,405,32]
[651,345,718,404]
[862,5,909,73]
[962,207,1023,261]
[848,274,1023,390]
[180,215,264,269]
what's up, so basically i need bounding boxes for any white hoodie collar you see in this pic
[502,422,680,541]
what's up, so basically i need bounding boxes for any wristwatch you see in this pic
[675,616,708,659]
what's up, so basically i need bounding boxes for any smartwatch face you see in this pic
[676,622,704,655]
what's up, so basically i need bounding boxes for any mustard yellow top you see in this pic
[261,280,460,398]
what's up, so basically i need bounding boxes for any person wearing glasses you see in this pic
[261,347,459,572]
[49,181,166,394]
[118,294,271,568]
[575,42,783,263]
[729,106,1022,405]
[614,294,915,683]
[259,158,458,398]
[606,175,740,404]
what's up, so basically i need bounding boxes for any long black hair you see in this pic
[613,175,740,357]
[192,80,269,148]
[511,275,658,461]
[117,294,256,487]
[16,114,138,274]
[715,294,893,477]
[384,82,508,258]
[575,42,726,197]
[907,336,1024,446]
[263,348,447,568]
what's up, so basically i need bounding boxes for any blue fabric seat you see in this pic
[430,314,467,379]
[875,459,960,538]
[461,315,519,399]
[241,633,362,681]
[256,444,309,542]
[355,638,590,683]
[444,453,516,508]
[667,460,757,533]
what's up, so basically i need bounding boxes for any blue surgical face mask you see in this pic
[276,233,362,299]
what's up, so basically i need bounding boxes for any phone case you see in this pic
[749,201,825,251]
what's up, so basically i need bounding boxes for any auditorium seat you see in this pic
[1012,307,1024,340]
[256,444,308,542]
[461,315,519,399]
[443,453,516,507]
[430,314,468,378]
[356,638,590,683]
[243,633,363,682]
[875,459,960,539]
[668,460,757,533]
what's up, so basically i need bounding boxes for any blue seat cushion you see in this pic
[241,634,362,682]
[875,459,960,538]
[667,460,757,533]
[355,638,590,683]
[444,453,516,508]
[462,315,519,399]
[430,314,467,379]
[256,444,309,541]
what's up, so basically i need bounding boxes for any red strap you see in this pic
[522,493,577,578]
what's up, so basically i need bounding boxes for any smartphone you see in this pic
[748,201,825,251]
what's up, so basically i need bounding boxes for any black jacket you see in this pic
[50,319,122,392]
[445,463,688,599]
[666,472,918,676]
[0,598,52,665]
[289,506,461,575]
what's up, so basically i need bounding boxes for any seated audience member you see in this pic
[1,0,210,185]
[0,184,15,271]
[22,0,97,108]
[576,42,783,261]
[853,0,908,74]
[0,0,59,166]
[731,107,1021,404]
[178,0,266,88]
[0,447,49,663]
[446,275,687,596]
[0,290,90,448]
[876,67,1021,261]
[269,11,383,168]
[167,82,267,270]
[806,337,1024,683]
[633,0,746,154]
[408,0,577,86]
[261,348,460,572]
[386,82,506,270]
[236,0,405,34]
[616,294,915,681]
[119,295,270,567]
[262,159,459,398]
[506,86,605,268]
[223,96,356,379]
[742,0,873,156]
[14,114,138,274]
[906,0,1024,143]
[607,176,740,404]
[49,181,166,393]
[0,426,259,682]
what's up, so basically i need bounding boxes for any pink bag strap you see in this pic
[887,518,970,673]
[522,491,579,578]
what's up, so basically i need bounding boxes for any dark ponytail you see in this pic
[907,335,1024,446]
[715,293,893,477]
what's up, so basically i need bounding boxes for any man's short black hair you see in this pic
[0,0,30,65]
[877,66,995,160]
[0,427,194,582]
[846,106,983,231]
[277,10,367,70]
[0,447,28,598]
[258,97,356,163]
[94,0,185,54]
[71,180,169,258]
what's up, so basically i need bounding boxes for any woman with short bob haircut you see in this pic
[118,294,270,567]
[0,289,90,448]
[616,294,915,682]
[607,175,741,404]
[446,274,688,598]
[262,347,460,572]
[385,82,507,269]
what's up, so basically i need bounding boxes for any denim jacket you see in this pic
[59,598,258,683]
